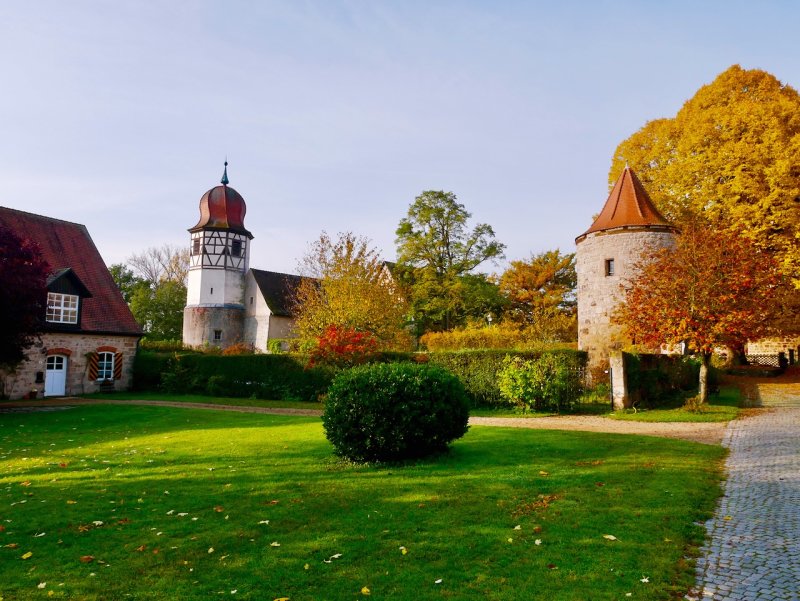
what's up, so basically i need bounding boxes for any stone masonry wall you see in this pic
[746,336,800,358]
[576,228,676,379]
[1,333,139,400]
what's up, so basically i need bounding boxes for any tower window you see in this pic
[192,238,201,255]
[213,330,222,342]
[250,296,254,305]
[210,287,213,295]
[605,259,615,276]
[231,239,242,257]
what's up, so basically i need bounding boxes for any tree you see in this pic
[615,224,782,403]
[395,190,505,330]
[499,250,576,330]
[611,65,800,289]
[128,244,190,286]
[129,280,186,340]
[0,226,50,369]
[294,232,411,350]
[108,263,149,304]
[125,245,189,340]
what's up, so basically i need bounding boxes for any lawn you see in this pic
[76,391,321,411]
[609,387,741,422]
[0,405,724,600]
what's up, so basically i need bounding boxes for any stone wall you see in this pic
[576,228,676,379]
[183,306,244,348]
[746,337,800,359]
[1,333,139,400]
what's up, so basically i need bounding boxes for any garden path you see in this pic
[690,372,800,600]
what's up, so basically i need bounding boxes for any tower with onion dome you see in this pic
[575,167,678,378]
[183,162,254,348]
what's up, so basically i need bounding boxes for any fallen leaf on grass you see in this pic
[208,547,215,554]
[4,543,19,549]
[214,506,225,513]
[323,553,342,563]
[534,539,542,546]
[80,556,94,563]
[603,534,618,541]
[513,525,521,530]
[21,551,33,559]
[37,582,46,589]
[273,598,289,601]
[66,500,77,505]
[640,576,649,583]
[547,564,558,570]
[258,520,270,525]
[434,579,442,584]
[135,545,147,552]
[361,587,370,595]
[34,532,45,538]
[21,481,31,487]
[270,542,281,547]
[538,471,549,477]
[398,546,407,555]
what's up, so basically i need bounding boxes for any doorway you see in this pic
[45,355,67,396]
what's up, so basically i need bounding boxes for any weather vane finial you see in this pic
[221,158,229,185]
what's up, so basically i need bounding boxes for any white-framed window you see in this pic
[46,293,79,323]
[97,352,115,381]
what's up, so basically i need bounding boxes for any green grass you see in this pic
[77,391,322,411]
[609,387,741,422]
[0,405,723,600]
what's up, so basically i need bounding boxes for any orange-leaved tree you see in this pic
[615,224,782,403]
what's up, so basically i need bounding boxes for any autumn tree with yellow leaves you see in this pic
[293,232,411,351]
[611,65,800,293]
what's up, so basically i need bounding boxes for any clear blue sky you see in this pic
[2,1,798,275]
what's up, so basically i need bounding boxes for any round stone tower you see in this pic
[575,167,677,378]
[183,163,254,348]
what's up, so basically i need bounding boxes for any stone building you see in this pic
[0,207,142,399]
[575,167,678,377]
[183,164,309,350]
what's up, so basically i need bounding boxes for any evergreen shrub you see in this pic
[623,353,709,407]
[322,363,470,463]
[497,353,583,412]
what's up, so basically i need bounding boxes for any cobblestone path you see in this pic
[691,383,800,600]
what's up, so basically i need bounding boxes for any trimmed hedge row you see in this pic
[622,353,712,407]
[133,348,588,407]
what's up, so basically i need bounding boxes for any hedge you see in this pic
[622,353,712,407]
[427,349,587,407]
[132,348,588,407]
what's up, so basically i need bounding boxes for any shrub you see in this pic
[322,363,470,463]
[623,353,705,407]
[222,342,256,356]
[497,353,583,412]
[308,325,379,368]
[420,323,578,351]
[427,349,587,407]
[139,339,186,352]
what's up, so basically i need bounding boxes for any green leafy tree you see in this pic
[125,245,189,340]
[396,190,505,331]
[294,232,411,350]
[611,65,800,290]
[615,224,782,403]
[0,226,50,370]
[108,263,150,304]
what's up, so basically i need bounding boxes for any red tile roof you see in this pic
[0,207,142,336]
[577,167,676,242]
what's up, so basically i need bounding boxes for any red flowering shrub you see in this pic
[308,325,379,368]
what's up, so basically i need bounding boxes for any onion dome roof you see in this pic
[189,162,253,238]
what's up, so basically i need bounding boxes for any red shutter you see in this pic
[114,353,123,381]
[87,353,99,381]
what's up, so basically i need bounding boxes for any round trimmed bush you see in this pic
[322,362,470,463]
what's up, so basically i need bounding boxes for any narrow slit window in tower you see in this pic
[605,259,615,276]
[213,330,222,342]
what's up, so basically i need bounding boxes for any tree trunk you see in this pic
[698,352,711,404]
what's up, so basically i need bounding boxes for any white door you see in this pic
[44,355,67,396]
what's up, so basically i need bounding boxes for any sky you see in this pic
[2,1,799,276]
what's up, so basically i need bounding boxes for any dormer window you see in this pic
[46,293,79,323]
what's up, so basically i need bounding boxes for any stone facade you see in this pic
[746,336,800,361]
[183,306,245,349]
[576,228,676,378]
[1,333,139,400]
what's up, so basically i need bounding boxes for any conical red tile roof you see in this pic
[577,167,675,241]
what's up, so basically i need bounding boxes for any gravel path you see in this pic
[690,378,800,600]
[0,397,724,444]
